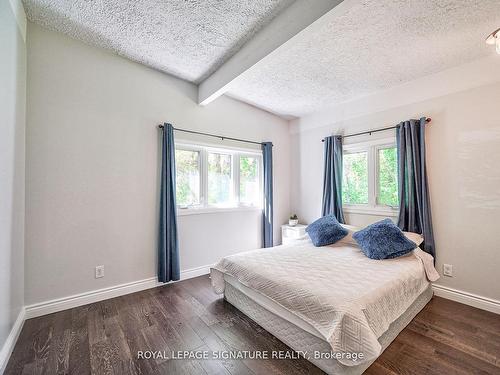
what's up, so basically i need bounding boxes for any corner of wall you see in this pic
[0,0,27,370]
[0,308,25,373]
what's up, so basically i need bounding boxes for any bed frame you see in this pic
[224,281,433,375]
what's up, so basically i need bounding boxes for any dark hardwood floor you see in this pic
[6,276,500,375]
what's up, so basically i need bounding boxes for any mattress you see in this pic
[224,279,433,375]
[225,274,323,338]
[211,239,436,366]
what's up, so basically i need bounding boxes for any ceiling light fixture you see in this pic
[486,27,500,54]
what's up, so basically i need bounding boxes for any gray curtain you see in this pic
[262,142,273,248]
[396,118,435,257]
[158,123,180,282]
[321,136,345,223]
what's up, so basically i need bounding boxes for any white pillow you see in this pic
[403,231,424,246]
[339,224,423,247]
[337,224,360,246]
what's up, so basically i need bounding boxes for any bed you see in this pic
[210,235,438,375]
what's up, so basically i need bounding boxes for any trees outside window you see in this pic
[377,147,398,207]
[175,144,262,210]
[175,149,200,206]
[342,152,368,205]
[342,139,398,214]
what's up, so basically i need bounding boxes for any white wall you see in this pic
[23,12,500,312]
[25,23,291,305]
[0,0,26,358]
[291,78,500,302]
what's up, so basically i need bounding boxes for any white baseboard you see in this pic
[25,264,212,320]
[0,307,25,374]
[432,284,500,315]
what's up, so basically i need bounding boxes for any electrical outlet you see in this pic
[443,264,453,277]
[95,265,105,279]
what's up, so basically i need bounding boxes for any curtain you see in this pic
[321,136,345,223]
[396,117,435,257]
[158,123,180,282]
[262,142,273,248]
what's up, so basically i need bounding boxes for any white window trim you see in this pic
[177,206,262,216]
[237,151,264,208]
[175,140,263,215]
[343,137,399,217]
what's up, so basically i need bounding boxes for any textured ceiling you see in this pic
[22,0,294,83]
[227,0,500,117]
[22,0,500,118]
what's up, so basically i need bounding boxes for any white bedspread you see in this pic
[211,239,438,366]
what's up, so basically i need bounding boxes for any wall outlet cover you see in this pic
[95,265,105,278]
[443,264,453,277]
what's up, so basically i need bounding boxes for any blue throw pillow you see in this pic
[352,218,417,260]
[306,215,348,247]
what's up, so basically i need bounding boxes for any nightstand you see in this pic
[281,224,307,245]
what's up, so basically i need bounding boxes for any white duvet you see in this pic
[211,239,439,366]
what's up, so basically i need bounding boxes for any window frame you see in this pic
[375,144,399,208]
[237,152,264,208]
[174,144,203,209]
[342,137,399,216]
[342,149,369,206]
[206,149,234,207]
[175,140,263,215]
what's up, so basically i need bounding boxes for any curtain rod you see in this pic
[158,124,269,146]
[321,118,431,142]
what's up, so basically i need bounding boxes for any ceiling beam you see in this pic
[198,0,348,106]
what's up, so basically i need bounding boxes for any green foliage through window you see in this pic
[175,145,261,209]
[378,147,398,207]
[175,149,200,206]
[342,152,368,204]
[240,156,259,205]
[208,153,232,205]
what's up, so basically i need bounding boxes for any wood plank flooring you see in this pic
[5,275,500,374]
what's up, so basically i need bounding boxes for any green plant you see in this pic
[290,214,298,220]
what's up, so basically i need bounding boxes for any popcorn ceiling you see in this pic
[22,0,500,118]
[22,0,294,83]
[227,0,500,117]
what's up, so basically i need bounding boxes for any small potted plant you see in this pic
[289,214,299,226]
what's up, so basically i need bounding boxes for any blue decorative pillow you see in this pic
[306,215,348,247]
[352,219,417,260]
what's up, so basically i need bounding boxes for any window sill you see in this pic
[343,206,399,217]
[177,206,262,217]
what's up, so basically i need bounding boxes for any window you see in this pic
[342,139,398,214]
[342,152,368,205]
[239,155,260,206]
[208,152,233,205]
[377,147,398,207]
[175,143,262,212]
[175,149,201,206]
